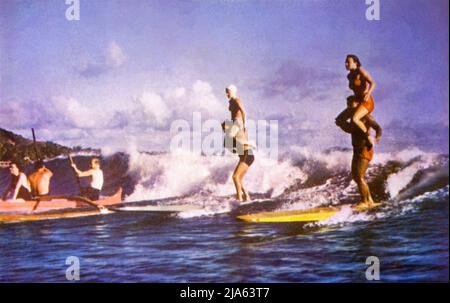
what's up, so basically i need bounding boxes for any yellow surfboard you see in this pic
[237,203,382,223]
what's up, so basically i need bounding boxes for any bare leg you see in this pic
[232,161,248,202]
[352,155,374,207]
[233,161,245,201]
[242,186,250,202]
[232,171,242,202]
[239,165,250,201]
[352,104,369,134]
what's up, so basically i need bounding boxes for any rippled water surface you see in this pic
[1,195,447,282]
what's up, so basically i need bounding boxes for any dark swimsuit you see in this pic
[348,69,367,96]
[11,175,32,200]
[81,187,100,201]
[17,186,32,200]
[239,149,255,167]
[348,69,374,113]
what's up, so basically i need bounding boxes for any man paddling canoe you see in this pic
[28,160,53,197]
[70,158,104,201]
[336,95,382,208]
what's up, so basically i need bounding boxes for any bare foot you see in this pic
[242,191,251,202]
[352,202,369,209]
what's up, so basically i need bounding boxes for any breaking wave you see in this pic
[1,146,447,227]
[117,146,448,223]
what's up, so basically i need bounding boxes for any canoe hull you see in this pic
[0,188,123,223]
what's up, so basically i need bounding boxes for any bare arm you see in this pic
[78,169,94,178]
[365,114,382,143]
[12,173,27,200]
[359,67,376,100]
[71,164,94,177]
[2,181,13,200]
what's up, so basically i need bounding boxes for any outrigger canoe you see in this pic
[0,187,123,224]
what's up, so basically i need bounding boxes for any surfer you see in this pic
[1,161,33,201]
[28,160,53,197]
[71,158,104,201]
[337,54,377,148]
[225,85,255,202]
[336,95,382,208]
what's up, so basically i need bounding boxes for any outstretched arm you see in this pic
[2,175,18,200]
[71,164,93,177]
[77,169,94,178]
[2,183,12,200]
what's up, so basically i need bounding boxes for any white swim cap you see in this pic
[226,84,237,95]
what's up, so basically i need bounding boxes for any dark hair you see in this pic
[346,54,362,68]
[9,160,22,172]
[35,160,44,169]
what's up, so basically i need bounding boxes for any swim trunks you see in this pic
[239,149,255,167]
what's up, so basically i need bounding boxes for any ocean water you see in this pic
[0,148,448,282]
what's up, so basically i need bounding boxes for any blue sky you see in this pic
[0,0,448,152]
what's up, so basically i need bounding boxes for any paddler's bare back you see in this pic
[29,167,53,196]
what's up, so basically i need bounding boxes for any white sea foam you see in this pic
[122,146,447,220]
[384,150,444,199]
[125,149,306,202]
[304,205,376,228]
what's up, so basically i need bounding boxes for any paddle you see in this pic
[29,128,44,197]
[31,128,41,162]
[67,154,109,214]
[68,154,82,193]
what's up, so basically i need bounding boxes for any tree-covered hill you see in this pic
[0,128,98,166]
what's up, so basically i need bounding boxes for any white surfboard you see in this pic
[229,199,268,209]
[117,204,204,213]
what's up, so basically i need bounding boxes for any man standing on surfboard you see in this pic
[335,96,382,208]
